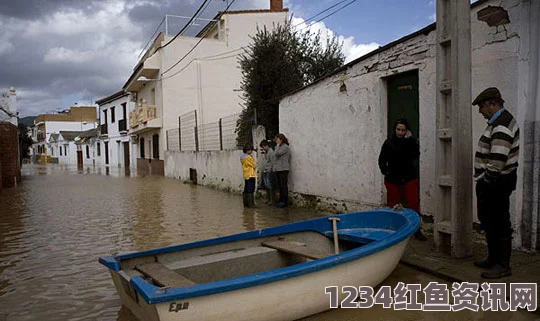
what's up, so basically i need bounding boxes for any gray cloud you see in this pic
[0,0,272,117]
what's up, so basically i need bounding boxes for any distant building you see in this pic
[32,106,97,164]
[49,129,99,165]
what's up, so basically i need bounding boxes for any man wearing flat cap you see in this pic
[472,87,519,279]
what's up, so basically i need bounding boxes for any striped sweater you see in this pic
[474,109,519,181]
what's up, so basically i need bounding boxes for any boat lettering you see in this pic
[169,302,189,312]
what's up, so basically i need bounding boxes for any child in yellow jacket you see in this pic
[241,143,257,208]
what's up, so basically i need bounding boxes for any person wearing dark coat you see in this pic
[378,118,426,241]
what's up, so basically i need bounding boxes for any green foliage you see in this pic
[236,20,345,144]
[18,123,33,164]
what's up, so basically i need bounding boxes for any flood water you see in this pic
[1,165,538,321]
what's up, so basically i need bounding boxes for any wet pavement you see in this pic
[0,164,538,321]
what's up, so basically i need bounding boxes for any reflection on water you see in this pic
[0,165,329,321]
[0,165,538,321]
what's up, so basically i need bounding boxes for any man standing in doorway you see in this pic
[472,87,519,279]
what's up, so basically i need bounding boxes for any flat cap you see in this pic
[472,87,504,105]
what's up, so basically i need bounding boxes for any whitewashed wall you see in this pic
[165,150,252,193]
[280,0,530,223]
[96,94,135,168]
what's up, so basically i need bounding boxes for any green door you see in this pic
[387,70,420,180]
[387,70,419,138]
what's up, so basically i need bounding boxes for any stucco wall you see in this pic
[165,150,249,193]
[280,0,528,220]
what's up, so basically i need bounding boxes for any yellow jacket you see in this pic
[241,153,257,180]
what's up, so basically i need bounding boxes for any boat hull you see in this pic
[110,239,409,321]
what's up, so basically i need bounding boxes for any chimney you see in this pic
[270,0,283,10]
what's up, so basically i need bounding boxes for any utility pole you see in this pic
[434,0,473,257]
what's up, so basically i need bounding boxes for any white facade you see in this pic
[96,92,136,168]
[49,130,98,166]
[124,3,289,167]
[279,0,540,251]
[33,120,97,158]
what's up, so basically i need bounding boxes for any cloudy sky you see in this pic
[0,0,438,117]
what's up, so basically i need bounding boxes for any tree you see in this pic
[18,123,34,164]
[236,20,345,145]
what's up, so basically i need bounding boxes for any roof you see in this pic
[59,128,98,142]
[59,131,82,141]
[49,133,59,142]
[35,106,97,123]
[280,0,491,100]
[96,90,128,105]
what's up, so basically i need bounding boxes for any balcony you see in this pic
[100,124,108,136]
[118,119,127,133]
[129,103,161,135]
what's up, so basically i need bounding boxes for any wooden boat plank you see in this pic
[261,240,333,260]
[165,246,277,271]
[135,262,196,288]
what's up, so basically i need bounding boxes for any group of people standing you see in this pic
[240,133,291,208]
[239,87,519,280]
[378,87,519,280]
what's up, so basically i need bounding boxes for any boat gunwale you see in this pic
[99,208,420,304]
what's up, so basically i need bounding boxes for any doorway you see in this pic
[386,69,420,207]
[104,142,109,165]
[123,142,130,168]
[387,70,419,139]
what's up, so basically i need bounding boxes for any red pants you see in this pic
[384,178,420,213]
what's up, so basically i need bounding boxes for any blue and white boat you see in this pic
[99,208,420,321]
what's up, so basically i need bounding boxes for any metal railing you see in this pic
[166,111,241,152]
[129,103,157,129]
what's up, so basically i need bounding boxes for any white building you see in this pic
[279,0,540,252]
[95,91,136,169]
[122,0,289,175]
[32,106,98,163]
[49,129,98,166]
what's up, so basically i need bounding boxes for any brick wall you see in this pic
[0,122,21,189]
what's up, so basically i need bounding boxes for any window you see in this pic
[60,146,62,156]
[111,107,115,123]
[64,144,68,156]
[103,110,108,124]
[122,103,127,119]
[51,147,54,156]
[86,145,90,158]
[97,143,101,156]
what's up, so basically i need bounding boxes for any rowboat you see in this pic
[99,208,420,321]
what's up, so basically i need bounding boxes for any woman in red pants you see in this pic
[378,118,426,241]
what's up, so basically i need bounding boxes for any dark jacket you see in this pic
[378,134,419,185]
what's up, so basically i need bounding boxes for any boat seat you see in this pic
[135,262,197,288]
[261,240,333,260]
[329,228,395,244]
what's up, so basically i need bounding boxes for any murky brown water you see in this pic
[1,165,538,321]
